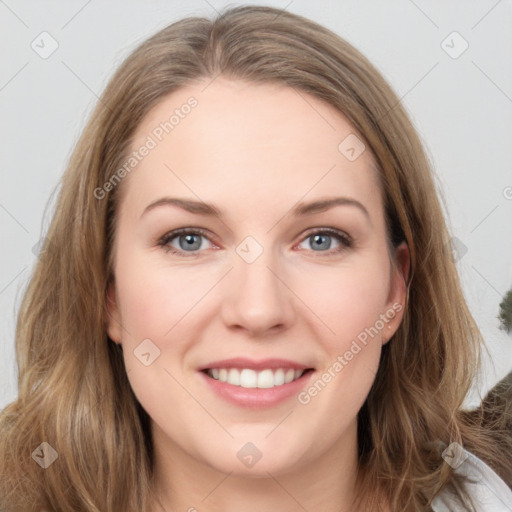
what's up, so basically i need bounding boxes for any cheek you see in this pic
[113,259,200,425]
[295,267,386,429]
[115,255,207,344]
[295,255,390,403]
[299,256,390,343]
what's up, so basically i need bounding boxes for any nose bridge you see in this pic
[221,234,294,333]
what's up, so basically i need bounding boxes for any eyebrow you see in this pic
[140,196,371,223]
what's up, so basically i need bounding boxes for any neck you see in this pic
[149,419,368,512]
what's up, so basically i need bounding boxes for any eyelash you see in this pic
[157,227,353,258]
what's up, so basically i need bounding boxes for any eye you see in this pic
[296,228,352,255]
[157,228,215,257]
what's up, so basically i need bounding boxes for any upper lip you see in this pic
[198,358,313,371]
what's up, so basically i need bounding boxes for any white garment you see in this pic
[431,446,512,511]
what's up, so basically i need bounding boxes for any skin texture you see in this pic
[107,78,409,512]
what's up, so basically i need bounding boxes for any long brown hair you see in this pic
[0,6,508,511]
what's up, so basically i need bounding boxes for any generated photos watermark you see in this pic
[93,96,198,200]
[297,302,403,405]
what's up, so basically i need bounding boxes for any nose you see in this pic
[219,250,296,337]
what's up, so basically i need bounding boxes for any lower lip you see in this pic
[199,370,314,408]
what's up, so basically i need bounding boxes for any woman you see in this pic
[0,5,510,512]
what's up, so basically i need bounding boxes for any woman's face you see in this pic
[107,78,409,477]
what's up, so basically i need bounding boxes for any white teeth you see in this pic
[240,369,257,388]
[284,369,295,384]
[257,369,274,389]
[207,367,307,388]
[274,369,285,386]
[228,368,240,386]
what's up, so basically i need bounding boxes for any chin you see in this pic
[199,438,307,477]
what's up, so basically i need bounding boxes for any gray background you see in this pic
[1,0,512,410]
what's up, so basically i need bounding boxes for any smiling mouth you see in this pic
[202,368,315,389]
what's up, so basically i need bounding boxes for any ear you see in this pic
[382,241,410,345]
[106,281,123,344]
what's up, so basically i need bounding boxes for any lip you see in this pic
[198,364,315,409]
[198,357,312,371]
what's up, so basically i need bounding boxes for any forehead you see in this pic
[120,78,382,222]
